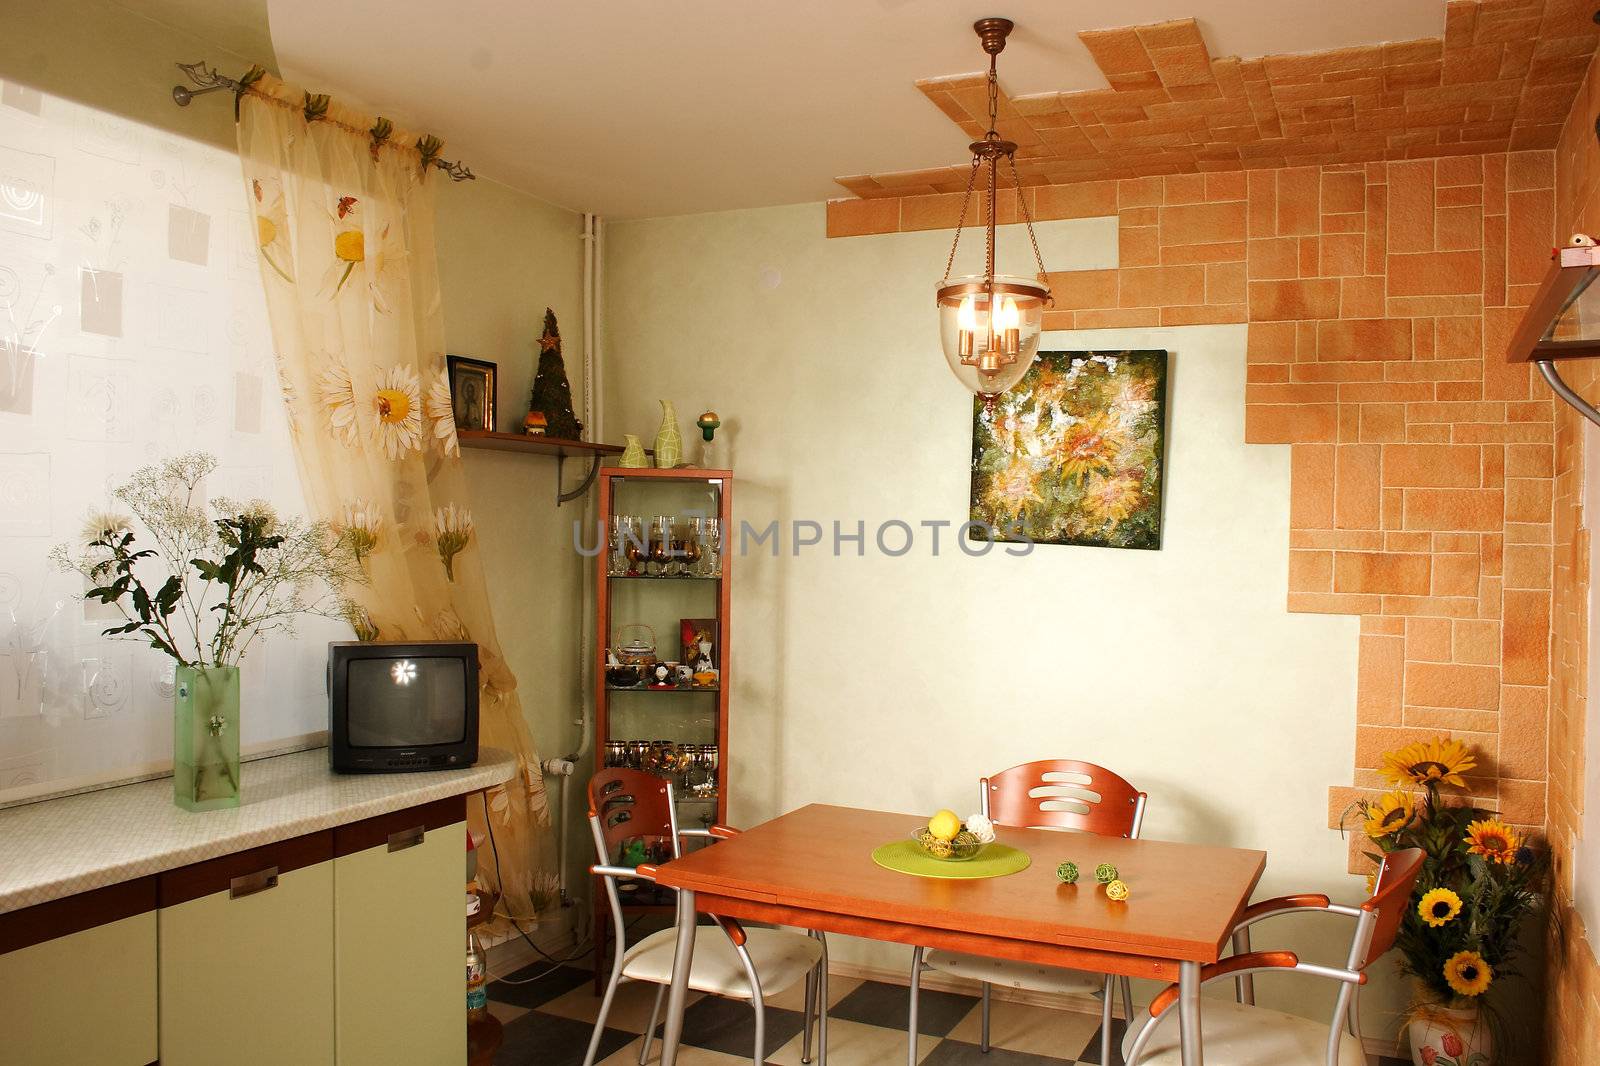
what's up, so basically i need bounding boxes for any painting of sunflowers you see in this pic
[970,350,1168,550]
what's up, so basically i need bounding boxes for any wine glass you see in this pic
[608,515,634,576]
[619,516,645,576]
[647,516,673,576]
[678,521,702,577]
[697,517,722,577]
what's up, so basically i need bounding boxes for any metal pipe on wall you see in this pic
[546,213,603,915]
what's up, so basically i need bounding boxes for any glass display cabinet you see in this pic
[591,467,732,984]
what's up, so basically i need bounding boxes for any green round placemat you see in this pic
[871,839,1031,879]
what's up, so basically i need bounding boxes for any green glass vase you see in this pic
[174,664,241,812]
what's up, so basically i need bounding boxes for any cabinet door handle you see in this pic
[387,825,426,852]
[229,866,279,899]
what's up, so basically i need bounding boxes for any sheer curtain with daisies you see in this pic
[236,73,557,919]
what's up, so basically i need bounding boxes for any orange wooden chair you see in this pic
[1121,847,1426,1066]
[585,768,829,1066]
[908,760,1147,1066]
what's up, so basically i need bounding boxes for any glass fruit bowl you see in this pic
[911,827,987,862]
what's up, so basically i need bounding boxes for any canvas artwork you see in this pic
[970,349,1168,550]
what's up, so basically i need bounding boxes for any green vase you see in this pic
[174,664,241,812]
[654,400,682,468]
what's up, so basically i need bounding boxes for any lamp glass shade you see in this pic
[937,273,1048,398]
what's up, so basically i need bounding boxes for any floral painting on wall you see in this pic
[970,350,1168,550]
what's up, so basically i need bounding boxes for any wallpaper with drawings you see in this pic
[0,82,347,804]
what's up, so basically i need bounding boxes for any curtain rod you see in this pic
[171,60,475,182]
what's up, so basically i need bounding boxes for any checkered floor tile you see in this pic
[488,962,1413,1066]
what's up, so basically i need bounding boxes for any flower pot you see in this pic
[174,664,241,812]
[1409,1004,1491,1066]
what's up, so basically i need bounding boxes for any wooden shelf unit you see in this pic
[592,467,733,988]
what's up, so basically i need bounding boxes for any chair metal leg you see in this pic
[1231,927,1255,1005]
[801,967,817,1064]
[1101,974,1115,1066]
[584,970,625,1066]
[751,982,767,1066]
[908,946,924,1066]
[639,983,666,1065]
[817,932,831,1066]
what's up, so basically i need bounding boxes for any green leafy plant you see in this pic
[52,453,360,668]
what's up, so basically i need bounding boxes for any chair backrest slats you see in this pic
[984,759,1145,838]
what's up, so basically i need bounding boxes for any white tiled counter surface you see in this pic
[0,746,516,914]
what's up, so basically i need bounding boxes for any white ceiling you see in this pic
[263,0,1446,219]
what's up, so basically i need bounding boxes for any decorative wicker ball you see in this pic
[1056,861,1079,884]
[1105,879,1131,901]
[1095,862,1119,884]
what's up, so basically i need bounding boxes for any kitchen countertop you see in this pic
[0,746,516,914]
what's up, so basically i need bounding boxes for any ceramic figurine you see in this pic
[618,434,647,468]
[654,399,683,468]
[522,409,548,436]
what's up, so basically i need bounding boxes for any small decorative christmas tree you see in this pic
[527,308,582,439]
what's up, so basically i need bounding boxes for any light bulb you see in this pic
[957,295,978,331]
[998,296,1020,332]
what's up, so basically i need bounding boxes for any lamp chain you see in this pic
[1007,154,1050,292]
[940,155,985,286]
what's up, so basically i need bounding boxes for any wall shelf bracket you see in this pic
[556,452,604,505]
[1537,359,1600,428]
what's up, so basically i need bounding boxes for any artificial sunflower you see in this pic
[1464,819,1521,865]
[1379,736,1477,789]
[1363,790,1420,840]
[1443,950,1492,997]
[1417,887,1462,928]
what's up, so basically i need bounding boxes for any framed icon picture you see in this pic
[447,355,496,432]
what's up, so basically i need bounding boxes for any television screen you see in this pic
[345,656,467,747]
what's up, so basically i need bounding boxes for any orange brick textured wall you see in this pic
[828,151,1556,868]
[1544,35,1600,1065]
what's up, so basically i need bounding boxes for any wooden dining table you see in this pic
[650,804,1267,1066]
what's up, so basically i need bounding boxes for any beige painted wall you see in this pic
[602,201,1402,1028]
[437,177,595,899]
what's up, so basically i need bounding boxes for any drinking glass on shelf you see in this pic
[609,515,639,576]
[647,516,673,576]
[620,515,646,576]
[695,517,722,577]
[677,520,702,577]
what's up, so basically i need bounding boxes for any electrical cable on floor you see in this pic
[480,794,595,967]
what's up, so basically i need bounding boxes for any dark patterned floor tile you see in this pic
[495,1009,633,1066]
[676,991,809,1058]
[488,963,597,1010]
[830,979,979,1038]
[921,1039,1076,1064]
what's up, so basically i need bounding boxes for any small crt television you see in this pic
[328,641,479,773]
